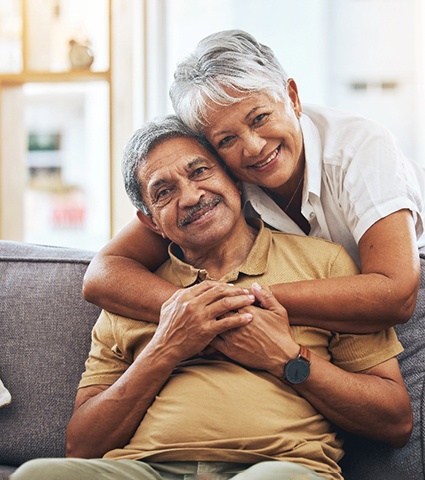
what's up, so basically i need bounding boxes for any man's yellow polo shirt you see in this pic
[80,222,403,480]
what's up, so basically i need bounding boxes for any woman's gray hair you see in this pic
[170,29,290,132]
[122,115,216,215]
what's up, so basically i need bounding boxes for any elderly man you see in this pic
[12,116,412,480]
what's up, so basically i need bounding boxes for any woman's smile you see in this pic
[249,146,281,171]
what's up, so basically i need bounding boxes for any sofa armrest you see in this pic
[0,241,101,469]
[342,254,425,479]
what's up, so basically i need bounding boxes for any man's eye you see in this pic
[156,188,172,201]
[191,166,208,177]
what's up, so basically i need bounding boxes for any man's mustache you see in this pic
[177,196,222,227]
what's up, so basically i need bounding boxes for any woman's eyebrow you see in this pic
[245,105,267,120]
[210,105,268,139]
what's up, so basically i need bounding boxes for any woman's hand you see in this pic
[212,283,299,377]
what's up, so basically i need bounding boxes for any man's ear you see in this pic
[136,210,167,239]
[235,180,242,195]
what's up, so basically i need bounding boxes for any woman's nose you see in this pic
[242,132,267,157]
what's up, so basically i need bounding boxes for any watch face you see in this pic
[284,357,310,384]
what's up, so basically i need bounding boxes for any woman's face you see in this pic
[201,80,304,191]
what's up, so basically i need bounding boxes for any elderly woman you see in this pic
[83,29,425,333]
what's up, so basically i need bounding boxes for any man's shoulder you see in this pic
[268,229,358,275]
[269,229,343,251]
[97,310,156,335]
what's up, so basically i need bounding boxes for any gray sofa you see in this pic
[0,240,424,479]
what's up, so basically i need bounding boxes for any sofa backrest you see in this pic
[0,241,101,468]
[1,241,424,480]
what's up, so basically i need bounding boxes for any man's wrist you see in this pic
[281,344,311,385]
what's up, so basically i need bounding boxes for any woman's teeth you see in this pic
[253,148,278,168]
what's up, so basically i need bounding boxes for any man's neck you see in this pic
[180,219,258,280]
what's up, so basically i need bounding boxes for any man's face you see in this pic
[139,136,243,251]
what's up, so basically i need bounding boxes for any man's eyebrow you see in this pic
[149,157,210,191]
[186,157,210,170]
[151,178,167,190]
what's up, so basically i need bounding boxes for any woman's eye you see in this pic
[253,113,267,125]
[218,136,235,148]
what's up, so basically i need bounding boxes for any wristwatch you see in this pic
[282,345,311,385]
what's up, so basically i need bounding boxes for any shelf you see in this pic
[0,69,110,85]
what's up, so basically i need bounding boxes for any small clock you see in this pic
[69,40,94,70]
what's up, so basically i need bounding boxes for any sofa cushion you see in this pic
[0,241,101,468]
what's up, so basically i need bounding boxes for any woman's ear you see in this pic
[286,78,302,118]
[136,210,167,239]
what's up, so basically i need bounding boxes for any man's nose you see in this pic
[179,181,204,207]
[242,132,267,157]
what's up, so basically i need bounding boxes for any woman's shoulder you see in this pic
[303,103,388,131]
[302,103,395,150]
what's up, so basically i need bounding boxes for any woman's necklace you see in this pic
[284,174,304,213]
[263,174,310,234]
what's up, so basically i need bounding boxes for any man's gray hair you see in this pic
[170,29,290,132]
[122,115,216,215]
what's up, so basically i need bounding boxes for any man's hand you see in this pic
[211,283,299,377]
[151,280,256,363]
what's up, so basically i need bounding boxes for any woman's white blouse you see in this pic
[243,104,425,266]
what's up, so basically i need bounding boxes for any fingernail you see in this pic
[248,294,255,301]
[252,282,261,290]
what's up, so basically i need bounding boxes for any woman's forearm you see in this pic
[272,210,420,333]
[83,217,175,322]
[271,271,418,333]
[83,255,178,322]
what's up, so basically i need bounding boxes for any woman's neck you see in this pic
[263,155,310,234]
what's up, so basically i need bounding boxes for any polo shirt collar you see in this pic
[167,220,271,287]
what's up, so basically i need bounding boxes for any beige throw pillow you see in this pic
[0,378,12,408]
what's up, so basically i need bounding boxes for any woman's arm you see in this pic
[213,283,413,448]
[85,210,419,331]
[83,217,178,322]
[271,209,420,333]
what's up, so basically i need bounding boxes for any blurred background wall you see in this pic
[0,0,423,250]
